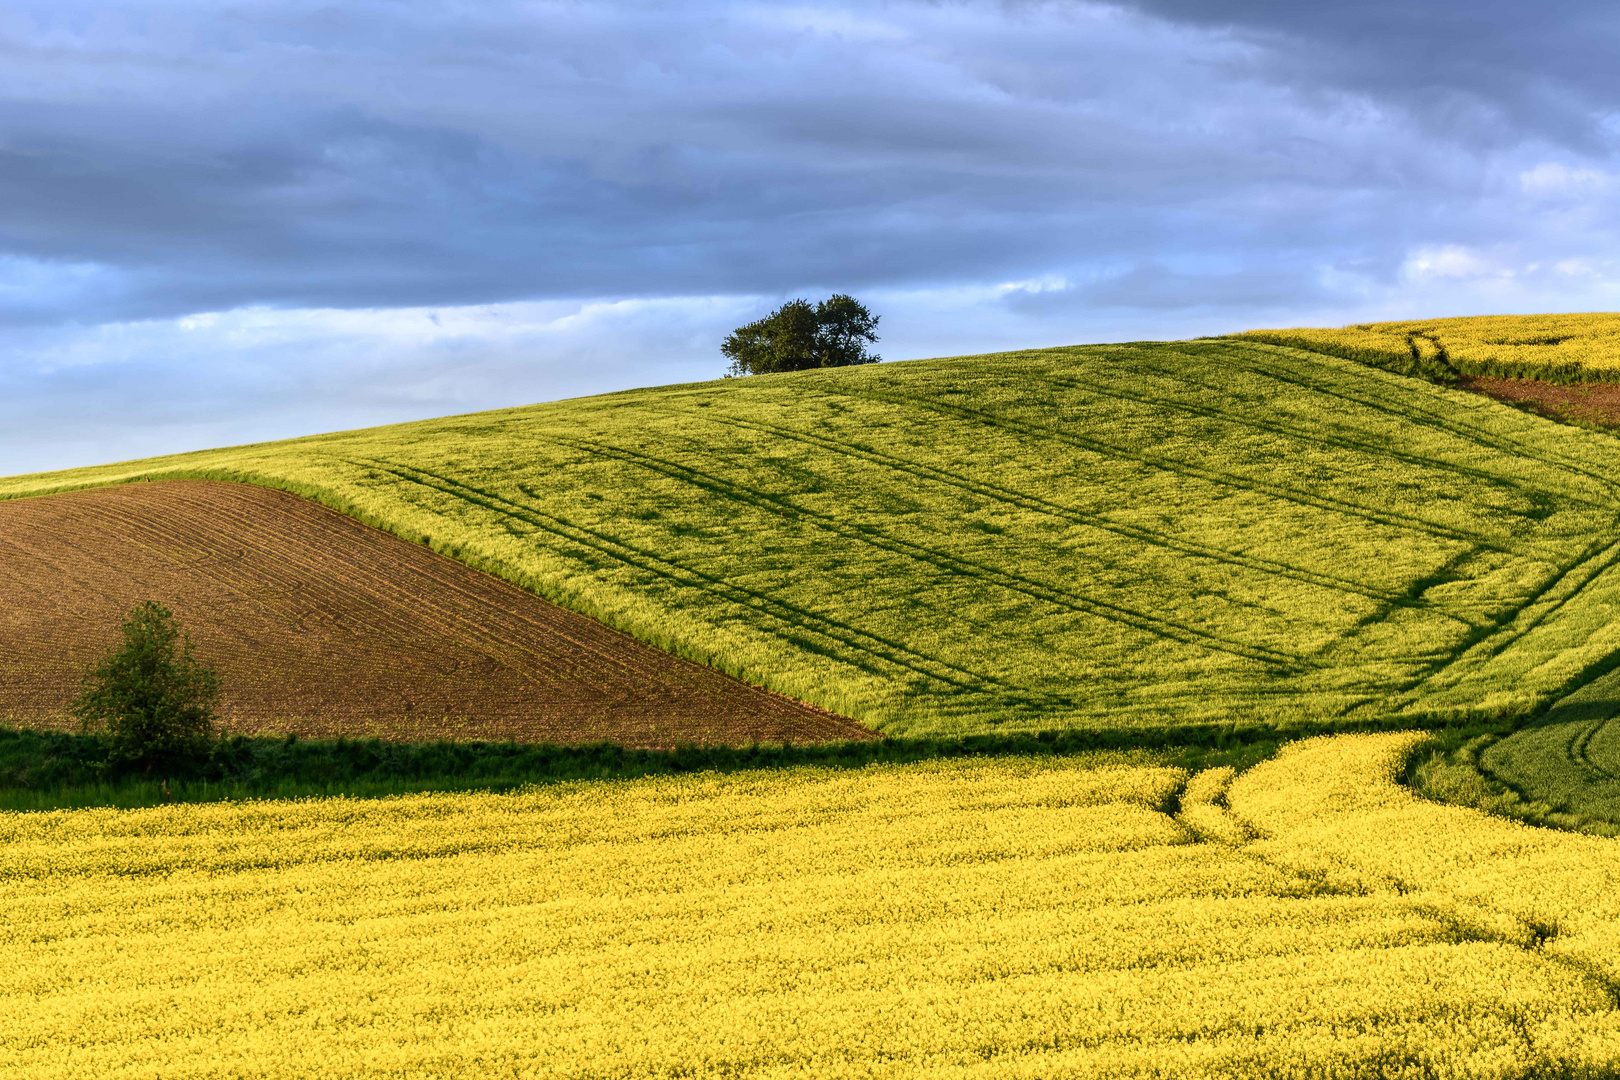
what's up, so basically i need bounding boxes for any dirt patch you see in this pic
[0,480,875,747]
[1456,375,1620,431]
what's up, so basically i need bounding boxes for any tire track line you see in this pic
[655,406,1396,602]
[349,458,1005,693]
[1393,535,1620,700]
[828,384,1501,550]
[1571,719,1612,779]
[1200,341,1620,502]
[204,485,698,693]
[1041,373,1580,511]
[0,480,874,744]
[541,436,1308,671]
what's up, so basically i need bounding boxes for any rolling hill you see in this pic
[8,334,1620,739]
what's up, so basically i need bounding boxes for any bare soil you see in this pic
[0,480,875,747]
[1456,376,1620,431]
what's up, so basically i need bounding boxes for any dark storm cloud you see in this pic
[3,0,1577,327]
[4,0,1620,474]
[1116,0,1620,150]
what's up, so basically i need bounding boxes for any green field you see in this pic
[9,338,1620,738]
[1401,670,1620,835]
[1433,695,1620,835]
[1476,718,1620,830]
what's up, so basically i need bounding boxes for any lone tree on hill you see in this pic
[74,600,221,773]
[722,294,880,376]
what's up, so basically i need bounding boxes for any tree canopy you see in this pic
[722,294,880,376]
[73,599,221,773]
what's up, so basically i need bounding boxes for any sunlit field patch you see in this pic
[1236,311,1620,382]
[6,739,1620,1078]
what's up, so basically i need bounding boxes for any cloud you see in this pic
[2,1,1620,472]
[0,295,756,474]
[1111,0,1620,151]
[1518,162,1616,198]
[1401,245,1511,283]
[0,0,1565,326]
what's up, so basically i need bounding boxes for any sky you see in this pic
[4,0,1619,474]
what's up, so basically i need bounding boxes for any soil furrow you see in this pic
[0,480,873,747]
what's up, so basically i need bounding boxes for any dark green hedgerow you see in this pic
[2,708,1522,812]
[0,726,1273,811]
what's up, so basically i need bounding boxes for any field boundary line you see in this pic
[349,458,1005,694]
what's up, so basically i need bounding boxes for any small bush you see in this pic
[73,600,221,774]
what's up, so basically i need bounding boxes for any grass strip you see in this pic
[2,710,1522,811]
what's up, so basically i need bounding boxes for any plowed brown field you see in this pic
[1457,375,1620,430]
[0,480,874,746]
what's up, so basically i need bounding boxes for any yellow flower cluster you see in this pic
[4,746,1620,1078]
[1236,311,1620,381]
[1231,730,1620,1064]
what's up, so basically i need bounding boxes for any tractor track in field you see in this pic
[1569,718,1612,779]
[350,458,1007,694]
[0,480,874,747]
[826,384,1503,552]
[537,435,1309,671]
[654,405,1396,602]
[1204,342,1620,502]
[1039,372,1586,514]
[1388,534,1620,703]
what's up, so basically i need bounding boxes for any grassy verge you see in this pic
[0,724,1311,811]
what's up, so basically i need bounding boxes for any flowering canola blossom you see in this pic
[4,742,1620,1078]
[1237,312,1620,380]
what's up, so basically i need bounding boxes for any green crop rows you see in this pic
[8,339,1620,738]
[1470,699,1620,831]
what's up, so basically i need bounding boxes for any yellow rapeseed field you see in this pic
[1235,311,1620,381]
[5,742,1620,1078]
